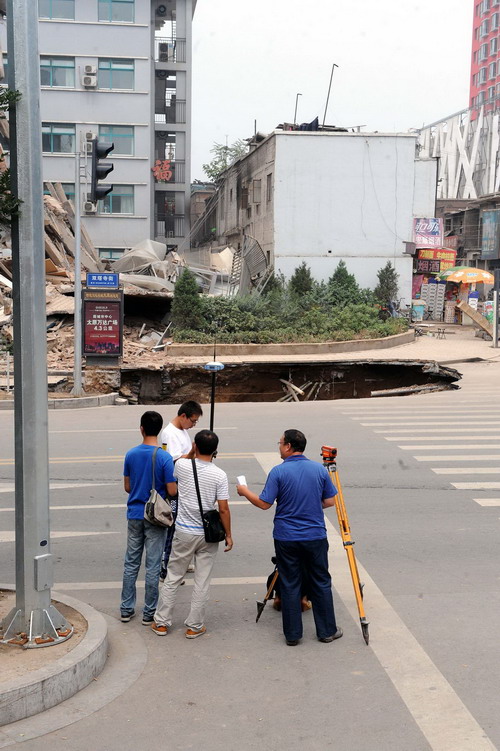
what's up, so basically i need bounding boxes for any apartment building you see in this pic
[470,0,500,112]
[0,0,195,260]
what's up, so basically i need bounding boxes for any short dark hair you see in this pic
[195,429,219,455]
[178,400,203,419]
[141,410,163,437]
[283,429,307,453]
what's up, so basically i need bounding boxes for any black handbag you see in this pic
[191,459,226,543]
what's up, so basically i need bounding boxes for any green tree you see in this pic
[327,260,361,307]
[0,88,22,230]
[289,261,314,296]
[202,139,247,182]
[374,261,399,303]
[171,268,204,330]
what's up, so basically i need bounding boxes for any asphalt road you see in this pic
[1,360,499,750]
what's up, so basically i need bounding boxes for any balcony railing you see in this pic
[154,37,186,64]
[153,160,185,184]
[155,99,186,125]
[156,214,185,238]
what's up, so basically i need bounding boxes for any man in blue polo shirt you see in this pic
[121,411,177,625]
[237,429,342,646]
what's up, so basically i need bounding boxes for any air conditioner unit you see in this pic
[84,200,97,214]
[84,64,97,75]
[156,69,168,79]
[82,74,97,88]
[159,42,173,62]
[157,4,167,15]
[157,131,167,138]
[85,131,94,141]
[85,140,93,154]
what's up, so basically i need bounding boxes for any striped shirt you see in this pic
[174,458,229,535]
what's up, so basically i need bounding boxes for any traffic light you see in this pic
[90,137,114,203]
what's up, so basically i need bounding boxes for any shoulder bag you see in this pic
[191,459,226,543]
[144,447,174,527]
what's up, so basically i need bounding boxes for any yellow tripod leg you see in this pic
[329,467,370,645]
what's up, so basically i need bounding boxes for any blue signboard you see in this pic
[481,210,500,260]
[86,273,119,288]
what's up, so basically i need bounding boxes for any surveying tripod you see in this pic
[321,445,370,645]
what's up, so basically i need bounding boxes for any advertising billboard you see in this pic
[481,210,500,260]
[82,289,123,357]
[413,218,444,248]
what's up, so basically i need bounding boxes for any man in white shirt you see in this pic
[152,429,233,639]
[159,400,203,580]
[160,400,203,461]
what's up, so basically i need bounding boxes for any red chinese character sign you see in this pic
[413,218,444,248]
[82,289,123,357]
[151,159,173,182]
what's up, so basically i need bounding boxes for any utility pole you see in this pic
[73,148,83,396]
[294,93,302,126]
[0,0,72,647]
[322,63,339,128]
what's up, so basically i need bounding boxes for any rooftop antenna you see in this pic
[322,63,339,128]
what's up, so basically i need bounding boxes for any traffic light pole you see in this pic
[1,0,73,647]
[73,149,83,396]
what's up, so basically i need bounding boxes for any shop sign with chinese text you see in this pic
[82,289,123,357]
[151,159,173,182]
[86,272,119,288]
[413,218,444,248]
[416,248,456,272]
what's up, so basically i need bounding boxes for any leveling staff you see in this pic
[237,429,342,647]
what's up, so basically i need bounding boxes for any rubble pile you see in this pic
[0,183,185,385]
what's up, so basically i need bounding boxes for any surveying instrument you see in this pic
[321,445,369,644]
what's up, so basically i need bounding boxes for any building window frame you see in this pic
[266,173,273,203]
[40,56,75,88]
[98,124,134,155]
[98,58,134,90]
[480,19,489,36]
[41,122,75,153]
[43,182,75,200]
[491,37,498,54]
[98,0,134,23]
[98,247,125,260]
[98,185,134,215]
[479,43,489,61]
[39,0,75,19]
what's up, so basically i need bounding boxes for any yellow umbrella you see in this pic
[438,267,494,284]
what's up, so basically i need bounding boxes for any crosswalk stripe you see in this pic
[453,482,500,489]
[415,455,500,462]
[348,410,500,419]
[374,427,500,433]
[398,444,500,449]
[362,420,500,427]
[0,530,119,543]
[433,467,500,474]
[384,435,500,441]
[473,498,500,506]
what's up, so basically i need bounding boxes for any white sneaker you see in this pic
[187,564,195,573]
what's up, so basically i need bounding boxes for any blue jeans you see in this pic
[274,537,337,641]
[121,519,167,618]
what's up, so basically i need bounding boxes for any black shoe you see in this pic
[286,639,300,646]
[142,615,154,626]
[120,611,135,623]
[318,628,343,643]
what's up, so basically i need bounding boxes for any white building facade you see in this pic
[0,0,195,260]
[215,131,437,304]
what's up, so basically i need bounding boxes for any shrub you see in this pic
[171,268,204,330]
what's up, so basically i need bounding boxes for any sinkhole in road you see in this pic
[120,360,462,404]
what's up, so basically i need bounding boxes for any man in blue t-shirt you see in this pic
[237,429,342,646]
[120,411,176,625]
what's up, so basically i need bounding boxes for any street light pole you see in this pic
[294,93,302,126]
[73,148,83,396]
[1,0,72,647]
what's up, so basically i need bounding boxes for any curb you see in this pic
[0,393,121,411]
[0,590,108,727]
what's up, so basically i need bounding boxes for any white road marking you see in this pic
[453,482,500,489]
[0,500,252,513]
[473,498,500,506]
[432,467,500,474]
[374,427,500,434]
[363,420,500,427]
[415,455,500,462]
[53,577,267,591]
[348,410,500,419]
[324,517,497,751]
[254,453,281,475]
[49,427,238,433]
[0,482,116,494]
[0,531,118,543]
[398,444,500,450]
[384,435,500,442]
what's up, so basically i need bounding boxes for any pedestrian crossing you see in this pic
[339,387,500,510]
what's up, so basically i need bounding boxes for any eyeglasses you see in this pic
[277,440,289,446]
[189,418,199,425]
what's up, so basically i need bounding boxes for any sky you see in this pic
[191,0,472,180]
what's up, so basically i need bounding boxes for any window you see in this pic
[98,0,134,22]
[40,56,75,87]
[98,59,134,90]
[482,0,490,11]
[481,19,489,36]
[492,12,500,28]
[479,43,489,61]
[489,61,497,79]
[478,90,486,105]
[491,37,498,54]
[98,247,125,260]
[42,123,75,153]
[98,125,134,155]
[43,182,75,199]
[39,0,74,19]
[99,185,134,214]
[494,0,500,6]
[479,66,488,83]
[240,186,249,209]
[229,188,233,202]
[252,179,262,204]
[266,173,273,203]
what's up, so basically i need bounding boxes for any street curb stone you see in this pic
[0,590,108,727]
[0,393,120,411]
